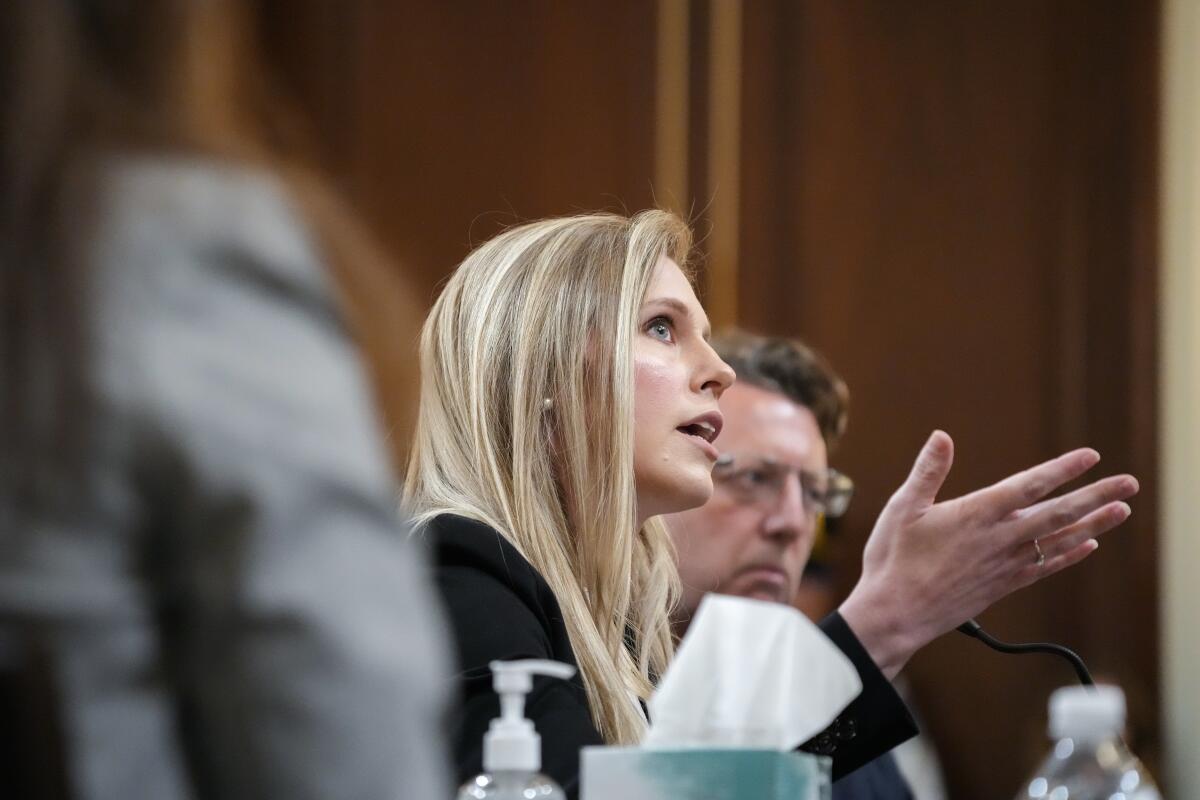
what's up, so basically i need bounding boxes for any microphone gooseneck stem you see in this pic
[956,619,1095,686]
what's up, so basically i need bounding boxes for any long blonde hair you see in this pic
[405,210,690,743]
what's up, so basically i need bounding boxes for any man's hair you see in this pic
[711,329,850,451]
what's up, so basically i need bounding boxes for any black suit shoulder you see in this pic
[423,513,560,647]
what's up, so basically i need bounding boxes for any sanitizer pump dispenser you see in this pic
[455,659,577,800]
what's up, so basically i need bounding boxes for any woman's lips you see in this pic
[678,410,724,441]
[677,427,720,461]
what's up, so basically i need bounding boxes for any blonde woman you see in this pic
[405,211,1138,797]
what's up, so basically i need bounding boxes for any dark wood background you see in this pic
[257,2,1161,797]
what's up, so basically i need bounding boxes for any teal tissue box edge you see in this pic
[580,747,831,800]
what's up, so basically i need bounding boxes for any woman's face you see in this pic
[633,256,735,524]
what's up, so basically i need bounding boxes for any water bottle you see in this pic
[1015,685,1161,800]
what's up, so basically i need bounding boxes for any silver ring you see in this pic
[1033,538,1046,568]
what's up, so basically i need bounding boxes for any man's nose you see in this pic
[762,473,811,543]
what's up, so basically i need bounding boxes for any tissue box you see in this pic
[580,746,830,800]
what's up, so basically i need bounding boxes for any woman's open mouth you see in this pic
[676,411,723,461]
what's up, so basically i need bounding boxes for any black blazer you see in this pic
[426,513,917,799]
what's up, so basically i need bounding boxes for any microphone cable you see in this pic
[956,619,1095,686]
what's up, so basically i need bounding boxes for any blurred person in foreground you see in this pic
[0,1,450,798]
[662,331,970,798]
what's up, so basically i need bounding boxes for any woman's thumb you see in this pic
[897,430,955,508]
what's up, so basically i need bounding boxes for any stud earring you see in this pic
[543,397,553,411]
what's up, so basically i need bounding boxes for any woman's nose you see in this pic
[697,345,735,397]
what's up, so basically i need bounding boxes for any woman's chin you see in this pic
[635,452,716,521]
[653,474,714,518]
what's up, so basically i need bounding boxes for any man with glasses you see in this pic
[666,330,919,799]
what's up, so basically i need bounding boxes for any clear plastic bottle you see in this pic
[456,770,565,800]
[455,659,573,800]
[1015,685,1161,800]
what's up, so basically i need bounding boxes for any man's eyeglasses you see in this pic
[712,454,854,518]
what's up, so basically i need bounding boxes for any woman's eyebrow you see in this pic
[643,297,712,338]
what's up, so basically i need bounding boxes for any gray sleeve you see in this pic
[95,161,452,800]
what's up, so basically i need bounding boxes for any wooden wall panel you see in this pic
[737,2,1160,797]
[260,0,659,299]
[348,1,659,300]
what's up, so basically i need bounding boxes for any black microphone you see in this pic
[956,618,1095,686]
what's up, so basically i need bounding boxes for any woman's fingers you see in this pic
[977,448,1101,520]
[1011,499,1131,588]
[1027,502,1130,561]
[894,430,955,509]
[1015,538,1100,588]
[1014,474,1138,542]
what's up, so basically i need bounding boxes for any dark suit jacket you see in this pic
[427,513,918,799]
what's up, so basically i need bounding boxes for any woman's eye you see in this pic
[646,317,674,342]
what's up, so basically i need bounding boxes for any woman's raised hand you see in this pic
[838,430,1139,680]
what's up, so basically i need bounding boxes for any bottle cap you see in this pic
[1049,685,1125,740]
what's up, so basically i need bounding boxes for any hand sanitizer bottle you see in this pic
[1015,685,1162,800]
[455,659,577,800]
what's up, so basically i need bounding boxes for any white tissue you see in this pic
[644,594,862,750]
